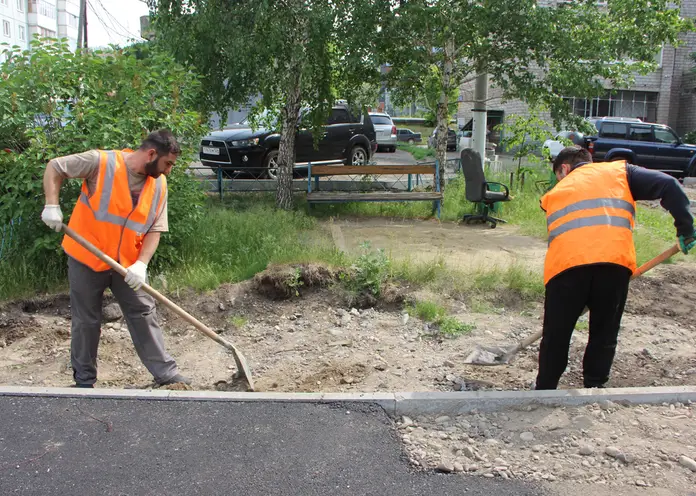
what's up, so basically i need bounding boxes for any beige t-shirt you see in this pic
[51,150,169,232]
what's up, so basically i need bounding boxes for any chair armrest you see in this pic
[484,181,510,198]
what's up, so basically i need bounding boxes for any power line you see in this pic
[88,0,143,43]
[95,0,143,40]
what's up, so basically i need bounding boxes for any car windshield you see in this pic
[239,109,278,129]
[371,115,393,125]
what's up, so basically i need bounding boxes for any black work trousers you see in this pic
[535,264,632,390]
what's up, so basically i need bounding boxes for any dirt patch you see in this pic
[0,262,694,393]
[253,263,340,300]
[332,217,548,273]
[626,264,696,326]
[399,402,696,494]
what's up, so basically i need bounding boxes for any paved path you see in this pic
[0,397,544,495]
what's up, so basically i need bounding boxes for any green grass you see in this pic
[229,315,248,329]
[0,255,67,301]
[406,300,447,321]
[395,142,435,161]
[162,197,345,291]
[404,299,474,337]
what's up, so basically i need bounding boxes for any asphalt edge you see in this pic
[1,386,695,417]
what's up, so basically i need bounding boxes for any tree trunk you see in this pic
[276,71,303,211]
[435,37,455,193]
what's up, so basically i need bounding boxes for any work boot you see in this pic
[73,383,94,389]
[158,374,191,386]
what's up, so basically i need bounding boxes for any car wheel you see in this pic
[350,145,368,166]
[263,149,280,179]
[389,146,396,153]
[407,139,414,145]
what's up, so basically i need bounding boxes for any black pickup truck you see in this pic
[584,117,696,177]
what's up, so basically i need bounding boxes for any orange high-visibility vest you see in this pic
[540,161,636,285]
[62,150,167,272]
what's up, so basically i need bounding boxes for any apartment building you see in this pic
[457,0,696,139]
[1,0,79,57]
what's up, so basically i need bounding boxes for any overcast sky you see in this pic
[87,0,149,48]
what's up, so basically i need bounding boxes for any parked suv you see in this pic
[584,117,696,176]
[368,112,397,152]
[428,128,457,151]
[199,104,377,178]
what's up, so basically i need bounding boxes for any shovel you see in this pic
[463,244,680,366]
[62,224,255,391]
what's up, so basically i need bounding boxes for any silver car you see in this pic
[368,112,397,153]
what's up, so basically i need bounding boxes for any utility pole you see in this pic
[471,73,488,164]
[77,0,87,49]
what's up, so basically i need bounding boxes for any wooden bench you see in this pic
[306,164,443,217]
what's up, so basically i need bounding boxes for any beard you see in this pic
[145,158,161,178]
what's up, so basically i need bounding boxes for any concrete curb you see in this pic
[1,386,695,417]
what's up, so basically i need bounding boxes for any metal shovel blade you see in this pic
[463,345,515,366]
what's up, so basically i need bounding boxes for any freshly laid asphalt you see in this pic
[0,396,544,495]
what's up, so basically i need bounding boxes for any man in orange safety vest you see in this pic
[535,145,694,390]
[41,129,190,388]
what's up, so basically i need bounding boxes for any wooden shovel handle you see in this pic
[61,224,233,350]
[631,244,680,279]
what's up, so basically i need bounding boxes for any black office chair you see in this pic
[460,149,510,229]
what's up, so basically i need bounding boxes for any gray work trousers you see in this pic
[67,256,179,385]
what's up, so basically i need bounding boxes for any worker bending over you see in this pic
[535,145,694,390]
[42,130,190,388]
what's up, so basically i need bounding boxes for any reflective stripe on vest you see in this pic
[547,198,635,245]
[77,151,164,233]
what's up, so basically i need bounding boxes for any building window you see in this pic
[16,0,23,12]
[2,20,10,38]
[28,0,56,19]
[39,27,55,38]
[18,24,24,40]
[0,0,7,7]
[564,91,658,122]
[68,13,78,29]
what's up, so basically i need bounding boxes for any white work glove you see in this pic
[41,205,63,232]
[124,261,148,291]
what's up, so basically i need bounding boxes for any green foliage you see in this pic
[342,242,391,297]
[392,65,458,127]
[0,39,207,290]
[497,111,553,183]
[684,130,696,145]
[164,199,344,291]
[378,0,692,182]
[152,0,381,209]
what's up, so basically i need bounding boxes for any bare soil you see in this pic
[399,401,696,494]
[0,262,694,393]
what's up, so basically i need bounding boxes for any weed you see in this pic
[285,267,304,297]
[229,315,248,329]
[438,316,475,337]
[405,299,474,338]
[405,300,446,321]
[342,242,391,297]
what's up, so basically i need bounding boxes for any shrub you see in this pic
[0,39,208,283]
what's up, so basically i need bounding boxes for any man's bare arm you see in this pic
[43,159,64,205]
[138,232,161,265]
